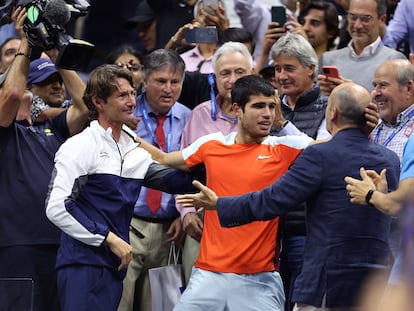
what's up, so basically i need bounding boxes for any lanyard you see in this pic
[374,109,414,146]
[208,73,217,121]
[208,73,238,123]
[139,94,173,152]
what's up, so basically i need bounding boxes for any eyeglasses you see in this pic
[347,13,374,24]
[117,63,143,72]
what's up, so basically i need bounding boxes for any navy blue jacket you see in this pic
[217,128,401,308]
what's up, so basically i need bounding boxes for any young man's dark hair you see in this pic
[298,1,340,50]
[231,74,275,110]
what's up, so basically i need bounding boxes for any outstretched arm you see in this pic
[176,180,218,210]
[137,136,188,171]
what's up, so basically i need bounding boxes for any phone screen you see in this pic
[271,6,286,27]
[185,27,218,43]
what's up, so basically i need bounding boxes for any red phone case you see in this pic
[322,66,340,79]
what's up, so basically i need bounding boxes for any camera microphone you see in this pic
[44,0,71,25]
[5,0,95,71]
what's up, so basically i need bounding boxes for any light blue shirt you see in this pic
[383,0,414,53]
[132,93,191,219]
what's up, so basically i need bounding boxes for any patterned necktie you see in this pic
[146,114,167,214]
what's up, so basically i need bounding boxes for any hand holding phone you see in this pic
[322,66,340,79]
[271,6,286,27]
[203,0,219,15]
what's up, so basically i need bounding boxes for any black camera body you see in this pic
[1,0,94,71]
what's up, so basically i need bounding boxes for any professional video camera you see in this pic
[0,0,94,71]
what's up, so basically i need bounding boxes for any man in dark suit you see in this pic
[176,82,401,310]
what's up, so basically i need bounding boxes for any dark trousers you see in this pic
[0,245,60,311]
[280,235,306,311]
[58,265,123,311]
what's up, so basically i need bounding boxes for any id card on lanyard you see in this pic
[374,110,414,147]
[140,94,174,152]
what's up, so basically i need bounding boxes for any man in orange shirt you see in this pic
[137,75,313,310]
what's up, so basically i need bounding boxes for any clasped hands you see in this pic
[344,167,387,204]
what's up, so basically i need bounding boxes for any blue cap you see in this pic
[27,58,59,85]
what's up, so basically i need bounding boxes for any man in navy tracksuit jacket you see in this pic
[46,64,193,311]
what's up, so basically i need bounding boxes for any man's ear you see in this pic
[143,78,149,90]
[379,13,387,24]
[331,106,339,122]
[92,96,104,112]
[307,64,315,79]
[232,102,241,116]
[406,80,414,97]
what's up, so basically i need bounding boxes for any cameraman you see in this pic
[0,6,89,311]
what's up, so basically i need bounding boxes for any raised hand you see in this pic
[176,180,218,210]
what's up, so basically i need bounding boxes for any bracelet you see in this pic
[365,189,376,206]
[15,52,31,59]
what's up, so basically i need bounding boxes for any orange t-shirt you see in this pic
[182,132,308,274]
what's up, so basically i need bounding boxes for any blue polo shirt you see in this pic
[0,111,69,247]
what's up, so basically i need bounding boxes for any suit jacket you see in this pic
[217,128,401,308]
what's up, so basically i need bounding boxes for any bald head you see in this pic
[372,59,414,124]
[326,83,370,133]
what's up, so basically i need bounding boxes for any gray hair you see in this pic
[270,33,319,79]
[395,61,414,89]
[349,0,387,17]
[212,41,254,73]
[142,49,185,79]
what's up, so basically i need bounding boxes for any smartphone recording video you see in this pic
[185,27,218,43]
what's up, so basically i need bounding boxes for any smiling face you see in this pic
[143,65,183,114]
[237,93,276,142]
[97,78,137,128]
[372,62,412,124]
[274,54,314,99]
[215,52,252,103]
[347,0,385,53]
